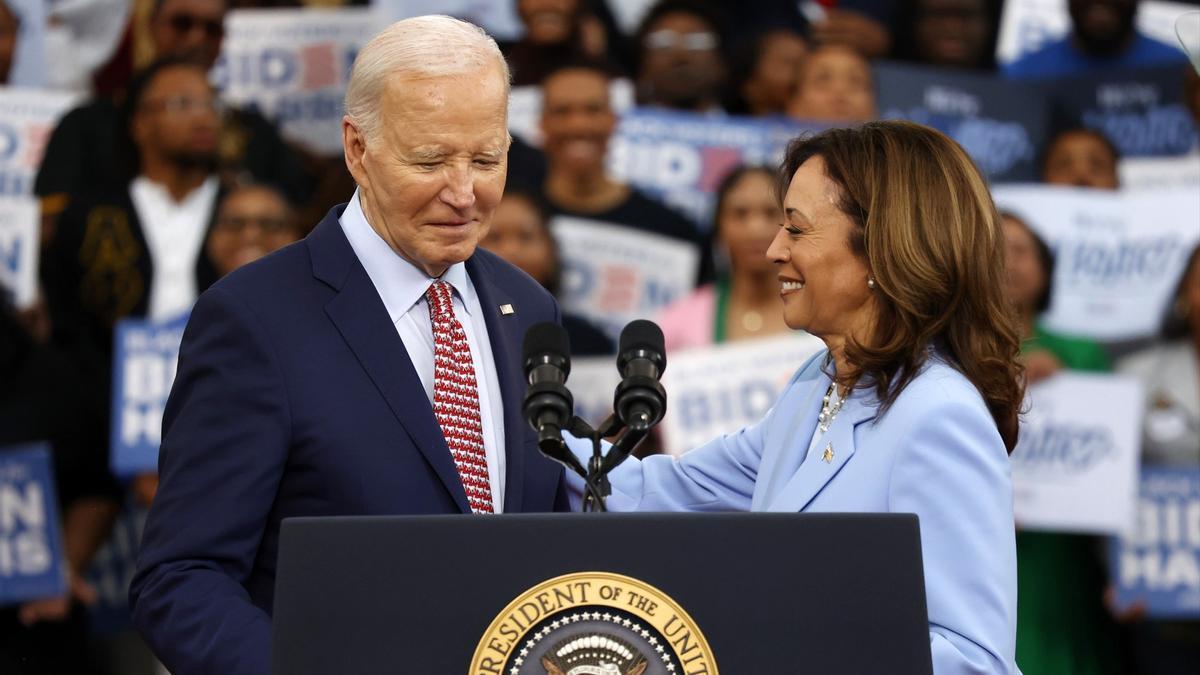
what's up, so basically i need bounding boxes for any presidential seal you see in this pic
[470,572,718,675]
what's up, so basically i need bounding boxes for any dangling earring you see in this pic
[867,277,876,290]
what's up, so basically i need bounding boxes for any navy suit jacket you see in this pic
[129,205,567,675]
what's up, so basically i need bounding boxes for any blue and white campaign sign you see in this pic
[658,334,825,456]
[0,196,38,309]
[993,184,1200,342]
[875,61,1048,182]
[212,8,374,156]
[1109,467,1200,618]
[1041,65,1198,158]
[0,87,78,197]
[608,108,822,227]
[1120,153,1200,191]
[109,313,188,478]
[372,0,523,41]
[997,0,1195,65]
[1012,373,1143,535]
[0,443,67,606]
[552,215,700,341]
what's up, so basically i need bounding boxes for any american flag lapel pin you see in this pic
[500,304,515,315]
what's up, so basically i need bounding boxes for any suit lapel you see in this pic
[310,210,471,513]
[764,390,876,513]
[466,254,528,513]
[752,369,828,511]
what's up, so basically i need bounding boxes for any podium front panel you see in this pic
[271,513,932,674]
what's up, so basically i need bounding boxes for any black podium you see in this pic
[271,513,932,674]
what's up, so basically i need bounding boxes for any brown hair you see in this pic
[778,121,1024,452]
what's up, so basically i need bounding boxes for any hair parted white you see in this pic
[344,15,510,143]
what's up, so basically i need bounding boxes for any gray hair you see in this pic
[344,15,510,143]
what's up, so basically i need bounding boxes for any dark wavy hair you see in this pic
[778,121,1025,452]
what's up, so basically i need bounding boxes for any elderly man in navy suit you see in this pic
[130,16,567,675]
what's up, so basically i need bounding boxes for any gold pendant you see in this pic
[822,443,834,463]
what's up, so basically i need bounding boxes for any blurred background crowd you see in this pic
[0,0,1198,673]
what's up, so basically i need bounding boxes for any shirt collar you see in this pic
[339,189,475,323]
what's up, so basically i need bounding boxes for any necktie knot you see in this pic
[426,280,454,320]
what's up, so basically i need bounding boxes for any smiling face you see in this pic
[343,65,510,277]
[766,156,876,341]
[540,67,615,178]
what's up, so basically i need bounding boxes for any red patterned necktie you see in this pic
[426,280,494,513]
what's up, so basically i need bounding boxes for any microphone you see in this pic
[521,322,583,475]
[613,320,667,432]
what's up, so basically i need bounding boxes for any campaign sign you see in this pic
[658,334,825,456]
[0,87,78,196]
[874,61,1048,182]
[996,0,1195,65]
[607,108,822,227]
[0,443,67,606]
[0,196,38,308]
[212,8,374,156]
[1120,153,1200,191]
[552,215,700,340]
[993,184,1200,342]
[1041,65,1198,158]
[1109,467,1200,618]
[109,314,188,478]
[567,355,622,429]
[1012,373,1143,535]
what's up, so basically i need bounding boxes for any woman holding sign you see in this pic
[568,121,1023,674]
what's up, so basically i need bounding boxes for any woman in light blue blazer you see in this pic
[570,121,1025,675]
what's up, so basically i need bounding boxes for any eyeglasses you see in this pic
[644,29,718,52]
[164,13,224,40]
[215,215,292,234]
[140,95,225,116]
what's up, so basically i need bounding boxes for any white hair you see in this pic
[344,15,510,143]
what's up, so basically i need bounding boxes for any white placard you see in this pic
[0,196,39,308]
[508,79,635,148]
[568,355,621,429]
[1119,153,1200,191]
[0,87,79,196]
[658,334,825,456]
[997,0,1196,65]
[1012,373,1144,535]
[993,184,1200,342]
[212,9,375,156]
[552,215,700,340]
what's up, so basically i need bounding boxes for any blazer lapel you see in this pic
[752,369,828,511]
[764,391,876,513]
[466,254,528,513]
[310,210,471,513]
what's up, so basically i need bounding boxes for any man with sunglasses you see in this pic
[35,0,306,229]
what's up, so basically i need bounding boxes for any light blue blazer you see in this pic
[569,349,1019,675]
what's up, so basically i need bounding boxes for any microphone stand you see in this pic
[563,414,648,513]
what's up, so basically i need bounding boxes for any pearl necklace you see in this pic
[817,382,846,434]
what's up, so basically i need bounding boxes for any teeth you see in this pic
[782,281,805,291]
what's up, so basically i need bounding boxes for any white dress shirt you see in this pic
[129,175,218,321]
[339,190,507,512]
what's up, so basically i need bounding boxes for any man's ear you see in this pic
[342,116,369,189]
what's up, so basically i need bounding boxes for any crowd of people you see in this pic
[1,0,1198,673]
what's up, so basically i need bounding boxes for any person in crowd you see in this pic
[538,60,711,284]
[481,189,613,355]
[566,121,1023,674]
[1115,245,1200,673]
[892,0,998,70]
[0,0,17,84]
[1004,0,1189,80]
[632,0,728,113]
[806,2,894,59]
[1001,211,1124,675]
[787,44,877,124]
[0,299,121,675]
[657,165,791,351]
[129,181,303,508]
[35,0,307,227]
[130,18,570,674]
[724,28,808,117]
[1041,127,1120,189]
[502,0,625,86]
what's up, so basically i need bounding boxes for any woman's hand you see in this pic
[1021,349,1063,385]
